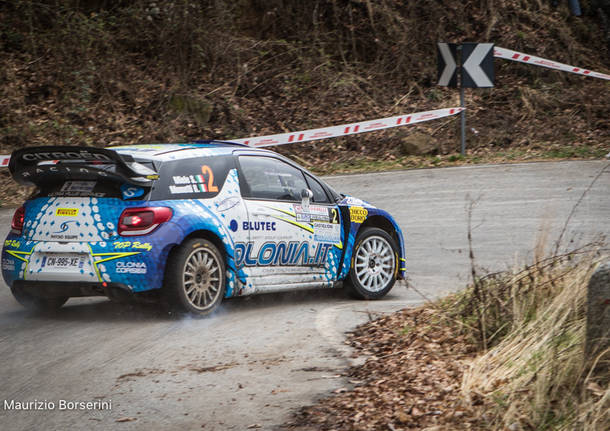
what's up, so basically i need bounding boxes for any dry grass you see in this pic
[458,247,609,430]
[288,245,609,431]
[287,240,609,430]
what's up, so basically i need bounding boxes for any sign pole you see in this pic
[459,44,466,156]
[460,85,466,156]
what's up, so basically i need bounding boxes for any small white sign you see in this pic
[314,222,341,244]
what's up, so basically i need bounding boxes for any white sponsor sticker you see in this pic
[116,261,147,274]
[296,213,310,222]
[314,222,341,244]
[294,204,330,222]
[343,196,370,207]
[2,258,15,271]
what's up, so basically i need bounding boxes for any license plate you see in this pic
[41,253,87,271]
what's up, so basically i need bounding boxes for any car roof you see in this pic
[108,140,259,162]
[107,140,341,199]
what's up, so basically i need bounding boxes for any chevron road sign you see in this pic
[436,42,494,88]
[461,42,494,88]
[437,43,458,87]
[437,42,495,156]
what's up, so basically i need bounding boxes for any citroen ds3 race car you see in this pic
[2,142,406,315]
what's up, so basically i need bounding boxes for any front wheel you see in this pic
[163,238,226,316]
[346,227,398,300]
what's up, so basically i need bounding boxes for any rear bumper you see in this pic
[2,235,172,293]
[12,280,134,301]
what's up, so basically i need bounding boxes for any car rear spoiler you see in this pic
[8,146,159,186]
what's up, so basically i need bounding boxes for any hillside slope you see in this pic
[1,0,609,201]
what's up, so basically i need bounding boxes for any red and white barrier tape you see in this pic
[1,47,605,163]
[0,107,464,164]
[231,107,464,147]
[494,46,610,80]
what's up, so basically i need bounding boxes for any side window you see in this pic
[239,156,308,201]
[305,173,330,203]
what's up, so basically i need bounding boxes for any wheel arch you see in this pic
[357,213,406,280]
[182,229,228,259]
[165,229,227,263]
[165,227,242,298]
[359,215,400,248]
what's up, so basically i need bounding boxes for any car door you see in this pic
[235,155,343,292]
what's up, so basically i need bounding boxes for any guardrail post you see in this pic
[586,261,610,372]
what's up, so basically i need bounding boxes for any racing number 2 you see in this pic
[330,208,339,224]
[201,165,218,193]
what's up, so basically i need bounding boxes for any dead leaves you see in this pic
[288,307,486,430]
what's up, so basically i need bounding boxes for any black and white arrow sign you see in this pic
[461,42,494,88]
[436,42,495,156]
[437,43,458,87]
[437,42,495,88]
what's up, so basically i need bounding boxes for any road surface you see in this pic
[0,160,608,430]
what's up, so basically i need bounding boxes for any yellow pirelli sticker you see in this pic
[349,206,368,223]
[55,208,79,217]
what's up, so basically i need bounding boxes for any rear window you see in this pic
[151,155,235,200]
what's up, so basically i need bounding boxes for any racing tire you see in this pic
[345,227,398,300]
[11,287,68,312]
[163,238,226,316]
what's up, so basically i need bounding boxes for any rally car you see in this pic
[2,142,406,315]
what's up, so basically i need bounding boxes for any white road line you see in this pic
[315,299,423,364]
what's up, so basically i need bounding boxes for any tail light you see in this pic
[118,207,172,236]
[11,206,25,234]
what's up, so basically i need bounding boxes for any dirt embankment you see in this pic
[1,1,609,204]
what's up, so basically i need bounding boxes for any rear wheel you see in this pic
[11,287,68,312]
[164,238,226,316]
[346,227,398,300]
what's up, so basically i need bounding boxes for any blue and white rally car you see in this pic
[2,142,406,315]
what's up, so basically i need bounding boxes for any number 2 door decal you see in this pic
[330,208,339,224]
[201,165,219,192]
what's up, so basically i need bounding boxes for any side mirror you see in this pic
[301,188,313,208]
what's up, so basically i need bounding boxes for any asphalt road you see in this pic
[0,160,608,430]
